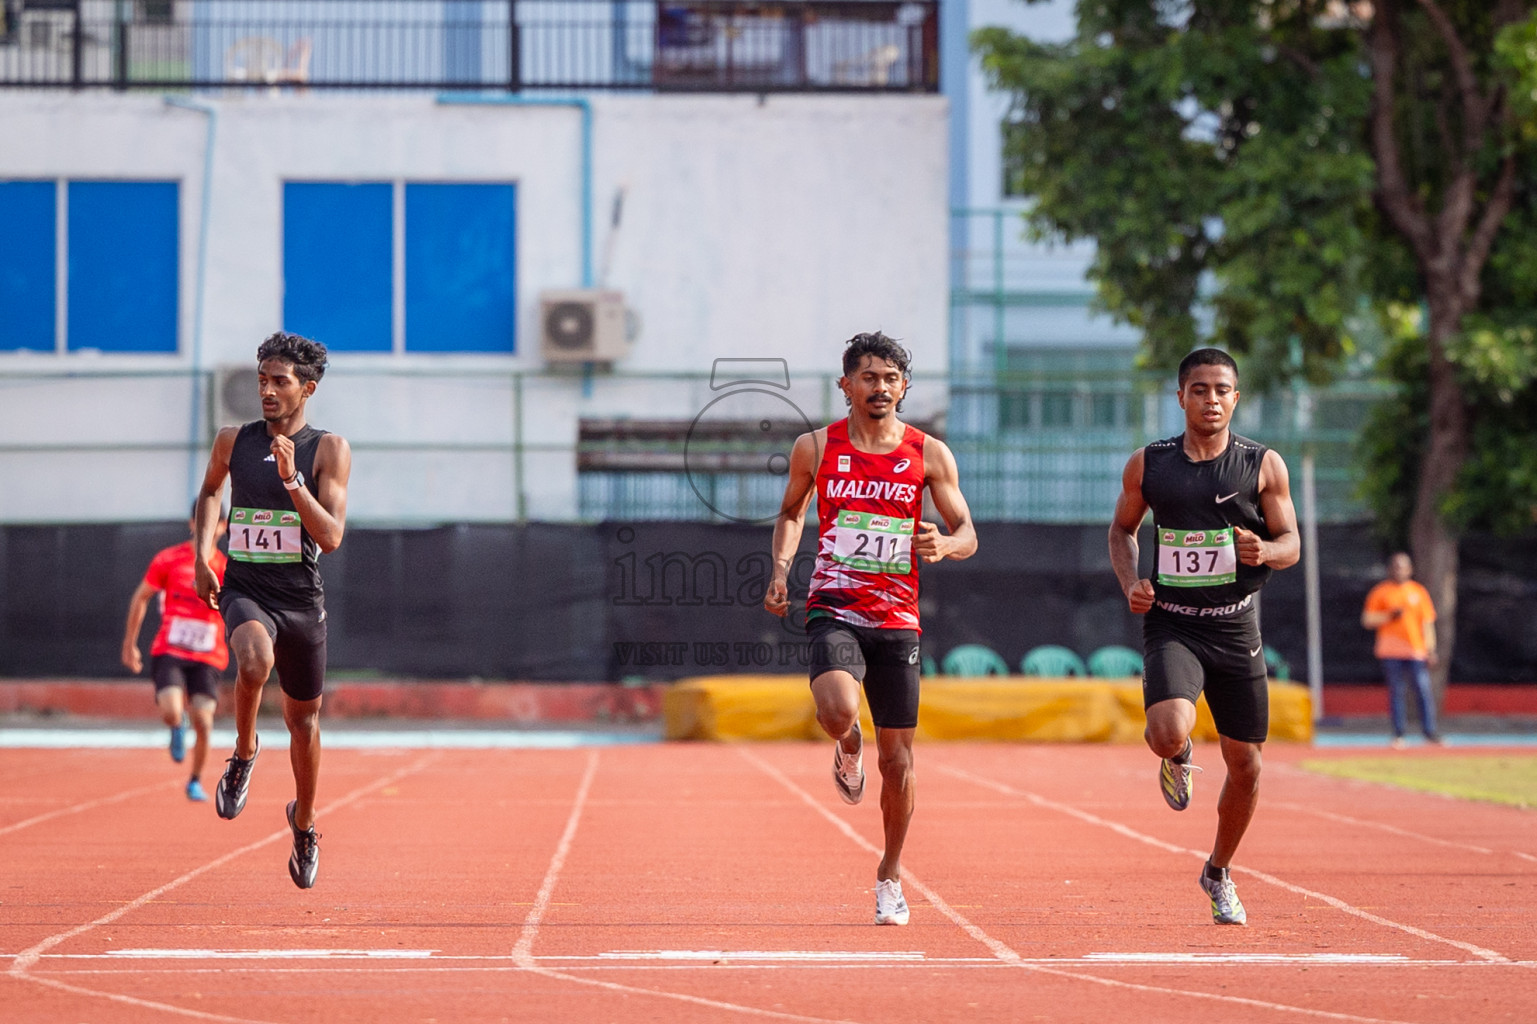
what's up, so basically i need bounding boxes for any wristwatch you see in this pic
[283,470,306,491]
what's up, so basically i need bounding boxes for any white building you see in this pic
[0,3,949,525]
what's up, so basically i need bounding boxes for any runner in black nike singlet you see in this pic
[1109,348,1299,926]
[192,331,352,890]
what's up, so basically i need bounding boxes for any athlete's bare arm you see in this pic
[272,432,352,553]
[916,436,977,563]
[1235,449,1299,569]
[764,430,824,618]
[1109,448,1155,614]
[120,581,159,674]
[192,427,238,608]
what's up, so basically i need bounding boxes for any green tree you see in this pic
[976,0,1536,698]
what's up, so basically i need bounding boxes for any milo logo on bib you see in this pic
[830,510,914,574]
[230,507,303,564]
[1156,525,1237,587]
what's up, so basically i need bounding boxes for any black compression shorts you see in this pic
[151,655,220,702]
[218,589,328,702]
[807,616,921,730]
[1142,604,1268,744]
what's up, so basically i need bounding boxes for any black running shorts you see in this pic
[218,588,328,702]
[1142,604,1269,744]
[807,615,921,730]
[151,655,220,702]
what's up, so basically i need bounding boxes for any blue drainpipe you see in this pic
[435,93,594,289]
[164,95,217,505]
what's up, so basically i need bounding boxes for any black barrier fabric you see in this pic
[1,522,1533,683]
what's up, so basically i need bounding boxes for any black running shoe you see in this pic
[286,800,320,889]
[214,736,259,820]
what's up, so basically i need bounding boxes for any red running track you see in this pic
[2,740,1534,1023]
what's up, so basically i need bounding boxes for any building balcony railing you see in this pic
[0,0,939,93]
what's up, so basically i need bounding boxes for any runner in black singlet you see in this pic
[1108,348,1299,926]
[192,332,352,890]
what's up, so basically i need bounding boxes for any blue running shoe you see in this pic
[186,778,208,802]
[169,717,187,763]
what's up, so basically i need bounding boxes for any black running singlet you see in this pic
[223,421,327,610]
[1141,433,1271,611]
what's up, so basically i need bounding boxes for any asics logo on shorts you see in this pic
[907,648,919,665]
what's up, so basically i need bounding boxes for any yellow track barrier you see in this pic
[664,675,1313,742]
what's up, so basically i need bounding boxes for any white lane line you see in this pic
[0,778,179,838]
[1273,801,1496,855]
[103,948,439,959]
[7,751,440,1023]
[596,950,927,961]
[940,764,1512,964]
[743,747,1430,1024]
[511,749,600,964]
[0,728,656,750]
[509,750,860,1023]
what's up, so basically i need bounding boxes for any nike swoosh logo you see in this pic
[1250,646,1262,657]
[1216,492,1239,504]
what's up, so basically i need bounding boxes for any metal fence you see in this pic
[0,363,1382,525]
[0,0,938,92]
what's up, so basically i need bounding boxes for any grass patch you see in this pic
[1300,756,1537,808]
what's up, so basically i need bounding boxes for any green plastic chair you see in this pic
[920,654,938,678]
[940,644,1009,676]
[1264,646,1291,681]
[1087,645,1144,678]
[1020,645,1088,678]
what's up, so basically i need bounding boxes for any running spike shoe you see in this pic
[1159,750,1202,811]
[1199,864,1247,925]
[832,727,865,805]
[874,878,909,926]
[186,778,208,802]
[286,800,321,890]
[169,716,187,763]
[215,735,259,820]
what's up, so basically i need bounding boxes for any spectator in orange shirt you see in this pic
[1361,552,1441,748]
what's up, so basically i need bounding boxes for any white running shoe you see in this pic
[874,878,909,926]
[832,727,865,805]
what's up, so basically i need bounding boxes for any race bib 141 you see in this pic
[229,507,302,564]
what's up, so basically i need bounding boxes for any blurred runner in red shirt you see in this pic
[122,507,228,801]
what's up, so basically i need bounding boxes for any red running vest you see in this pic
[806,419,927,632]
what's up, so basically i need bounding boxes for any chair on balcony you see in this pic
[270,38,311,90]
[224,36,283,84]
[940,644,1009,677]
[831,43,901,87]
[1087,645,1144,678]
[1020,645,1087,678]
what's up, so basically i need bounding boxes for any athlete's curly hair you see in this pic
[256,331,328,385]
[841,331,913,412]
[1177,347,1239,388]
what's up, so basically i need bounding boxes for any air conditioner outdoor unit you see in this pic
[539,289,629,364]
[212,365,262,428]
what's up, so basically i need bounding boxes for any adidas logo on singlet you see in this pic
[264,454,276,462]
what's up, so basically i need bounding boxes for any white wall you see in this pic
[0,91,949,523]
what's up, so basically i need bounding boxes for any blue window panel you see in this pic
[0,181,56,352]
[283,183,392,353]
[67,181,179,353]
[405,183,516,353]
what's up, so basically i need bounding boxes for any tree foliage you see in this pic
[977,1,1537,530]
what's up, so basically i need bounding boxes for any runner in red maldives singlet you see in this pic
[765,332,977,928]
[806,419,926,631]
